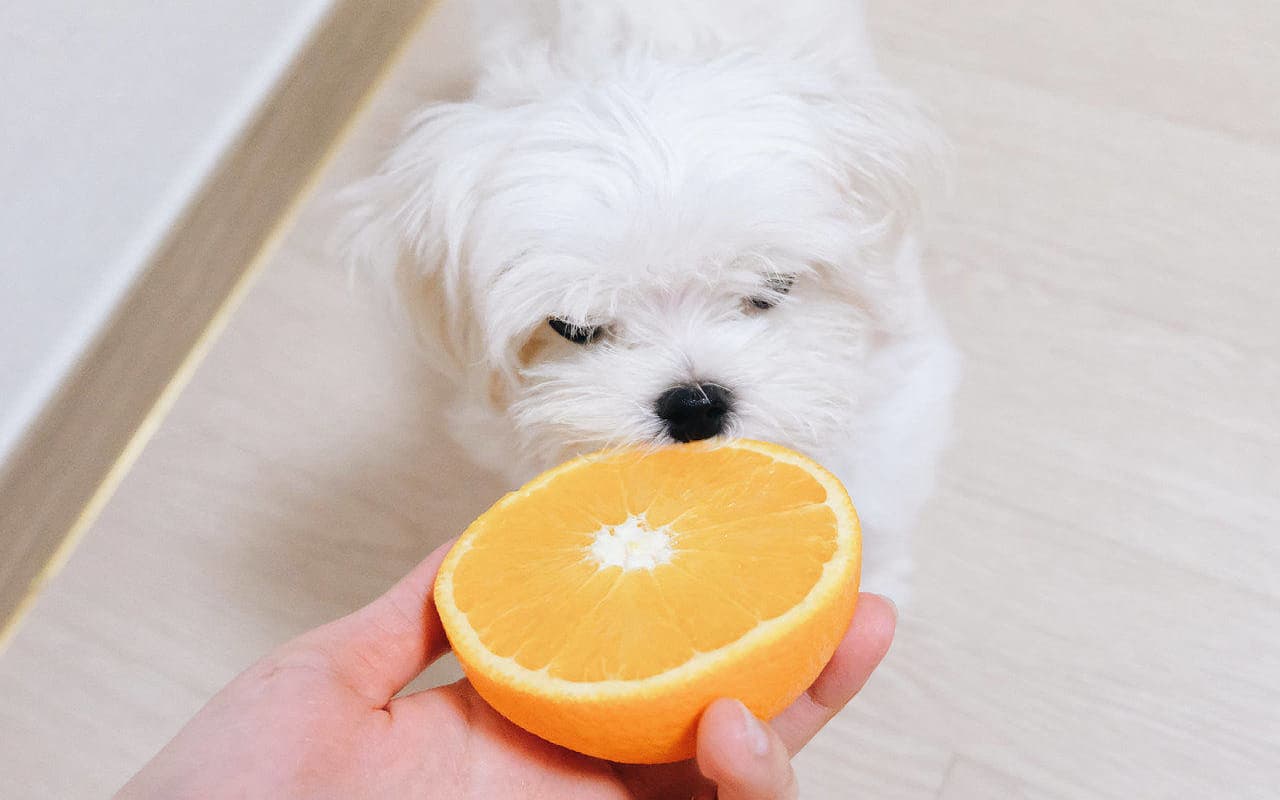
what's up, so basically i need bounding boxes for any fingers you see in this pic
[691,595,895,799]
[290,537,458,706]
[696,699,798,800]
[769,593,897,755]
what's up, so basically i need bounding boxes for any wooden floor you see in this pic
[3,2,1278,797]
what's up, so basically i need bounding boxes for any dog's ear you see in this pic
[821,85,947,251]
[808,83,948,329]
[338,102,510,379]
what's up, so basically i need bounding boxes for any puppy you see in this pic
[342,0,959,600]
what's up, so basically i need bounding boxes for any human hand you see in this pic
[117,540,896,800]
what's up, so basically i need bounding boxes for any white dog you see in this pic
[342,0,959,599]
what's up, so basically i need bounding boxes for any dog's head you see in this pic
[343,54,939,471]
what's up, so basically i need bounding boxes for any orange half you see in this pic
[434,439,861,763]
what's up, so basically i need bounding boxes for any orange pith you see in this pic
[434,439,861,764]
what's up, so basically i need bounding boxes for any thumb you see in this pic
[289,537,457,706]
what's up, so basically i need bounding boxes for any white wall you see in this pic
[0,0,336,459]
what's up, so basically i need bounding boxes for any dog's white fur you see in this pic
[342,0,959,599]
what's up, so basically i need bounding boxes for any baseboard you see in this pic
[0,0,434,645]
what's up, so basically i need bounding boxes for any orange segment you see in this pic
[435,439,861,764]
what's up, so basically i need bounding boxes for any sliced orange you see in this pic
[434,439,861,764]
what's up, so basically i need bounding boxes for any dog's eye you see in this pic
[548,317,603,344]
[747,274,796,310]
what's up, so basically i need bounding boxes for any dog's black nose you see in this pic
[655,384,733,442]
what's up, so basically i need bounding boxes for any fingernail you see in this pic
[885,595,898,622]
[736,700,770,757]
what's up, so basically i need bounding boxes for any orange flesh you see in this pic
[451,447,836,681]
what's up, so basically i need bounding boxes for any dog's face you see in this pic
[345,56,932,472]
[503,251,873,466]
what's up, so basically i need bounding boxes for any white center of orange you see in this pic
[589,515,673,570]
